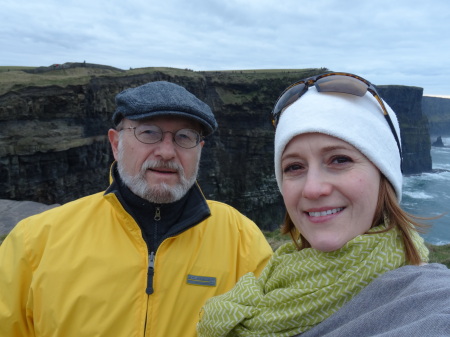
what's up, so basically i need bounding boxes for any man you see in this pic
[0,81,272,337]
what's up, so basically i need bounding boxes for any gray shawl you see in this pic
[295,263,450,337]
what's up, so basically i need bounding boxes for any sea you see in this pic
[401,136,450,245]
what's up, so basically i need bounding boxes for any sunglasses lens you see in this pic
[315,75,368,96]
[273,82,307,117]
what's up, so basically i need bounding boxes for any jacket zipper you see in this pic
[144,206,161,335]
[147,205,160,294]
[145,206,161,295]
[154,206,161,221]
[146,251,155,294]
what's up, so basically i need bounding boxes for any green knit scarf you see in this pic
[197,225,428,337]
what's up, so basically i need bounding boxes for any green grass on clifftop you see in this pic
[0,65,122,95]
[427,243,450,268]
[0,64,327,96]
[263,230,450,268]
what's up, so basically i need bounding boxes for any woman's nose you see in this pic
[301,170,332,199]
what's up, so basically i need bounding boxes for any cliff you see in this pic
[377,85,432,174]
[0,66,432,229]
[422,96,450,137]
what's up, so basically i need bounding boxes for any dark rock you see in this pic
[0,199,59,236]
[377,85,432,174]
[432,136,445,147]
[422,96,450,137]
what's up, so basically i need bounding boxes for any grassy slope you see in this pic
[263,230,450,268]
[0,65,129,95]
[0,66,164,94]
[0,65,323,96]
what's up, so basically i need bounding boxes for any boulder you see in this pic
[0,199,59,237]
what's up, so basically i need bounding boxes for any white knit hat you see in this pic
[274,86,403,201]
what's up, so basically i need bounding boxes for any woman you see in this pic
[197,72,450,337]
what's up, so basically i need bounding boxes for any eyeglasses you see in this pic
[271,72,402,159]
[120,124,203,149]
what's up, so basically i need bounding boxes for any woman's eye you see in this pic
[283,163,303,173]
[331,156,352,164]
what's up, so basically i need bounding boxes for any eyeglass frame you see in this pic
[271,72,403,162]
[119,124,204,149]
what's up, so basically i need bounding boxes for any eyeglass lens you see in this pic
[134,125,201,148]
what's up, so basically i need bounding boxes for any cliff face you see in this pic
[0,68,433,229]
[0,84,113,204]
[422,96,450,137]
[377,85,432,174]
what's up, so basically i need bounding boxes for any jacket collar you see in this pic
[105,162,211,239]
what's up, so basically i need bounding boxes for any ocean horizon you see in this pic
[401,137,450,245]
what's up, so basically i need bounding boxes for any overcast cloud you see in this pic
[1,0,449,95]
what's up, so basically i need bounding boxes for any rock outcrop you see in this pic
[432,136,445,147]
[0,199,59,236]
[422,96,450,137]
[0,67,433,230]
[377,85,432,174]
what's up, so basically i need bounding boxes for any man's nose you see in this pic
[153,132,177,159]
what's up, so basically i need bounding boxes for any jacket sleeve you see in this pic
[0,221,35,337]
[237,217,273,278]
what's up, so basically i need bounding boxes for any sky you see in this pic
[1,0,450,96]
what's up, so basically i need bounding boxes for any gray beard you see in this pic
[117,143,199,204]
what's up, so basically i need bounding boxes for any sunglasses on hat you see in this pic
[271,72,402,160]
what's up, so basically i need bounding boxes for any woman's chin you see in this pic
[311,240,345,252]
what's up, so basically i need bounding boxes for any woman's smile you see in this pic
[307,207,345,218]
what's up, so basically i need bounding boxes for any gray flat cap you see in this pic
[112,81,218,136]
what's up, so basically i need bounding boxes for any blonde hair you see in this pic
[281,175,429,265]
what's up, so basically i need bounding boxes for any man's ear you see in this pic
[108,129,120,161]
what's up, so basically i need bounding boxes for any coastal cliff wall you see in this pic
[422,96,450,138]
[0,67,432,229]
[377,85,432,174]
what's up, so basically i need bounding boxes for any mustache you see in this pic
[141,160,184,174]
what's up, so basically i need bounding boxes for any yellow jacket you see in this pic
[0,190,272,337]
